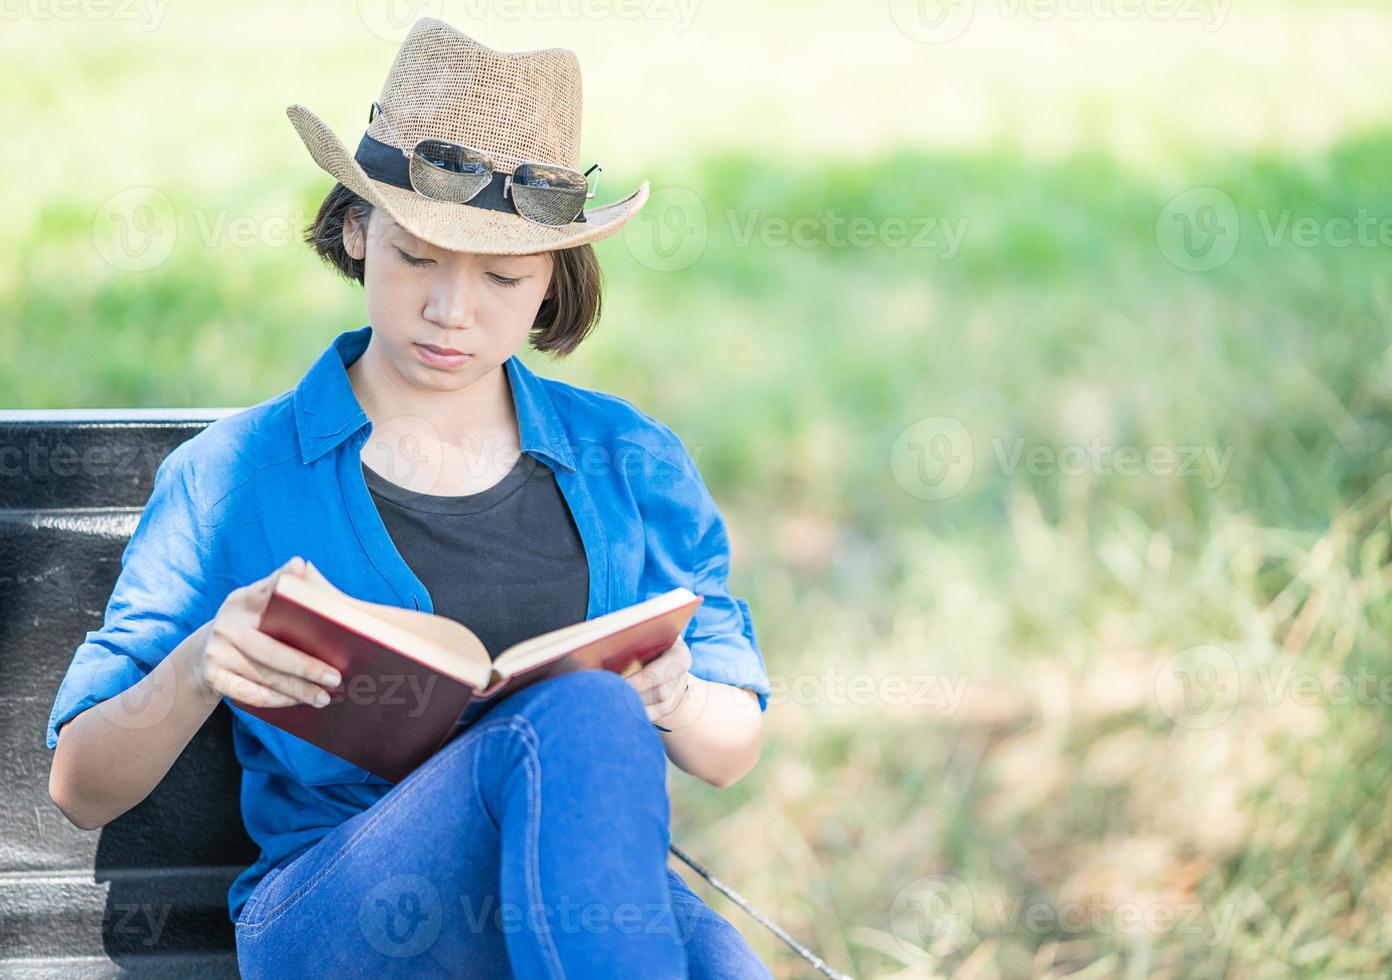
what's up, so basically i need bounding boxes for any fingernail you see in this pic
[321,671,341,687]
[314,691,330,707]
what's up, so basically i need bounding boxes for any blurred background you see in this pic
[5,1,1392,976]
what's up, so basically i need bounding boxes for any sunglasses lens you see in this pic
[510,162,589,226]
[415,139,489,175]
[410,140,493,203]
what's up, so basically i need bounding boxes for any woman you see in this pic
[46,19,773,978]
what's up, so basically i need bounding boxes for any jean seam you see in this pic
[235,715,526,938]
[473,728,501,834]
[509,717,566,979]
[235,865,282,929]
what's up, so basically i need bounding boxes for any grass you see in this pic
[5,1,1392,976]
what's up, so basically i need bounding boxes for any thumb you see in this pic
[302,559,333,588]
[265,555,305,591]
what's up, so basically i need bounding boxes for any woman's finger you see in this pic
[225,643,329,706]
[647,652,689,689]
[627,638,691,700]
[628,666,656,694]
[627,656,668,694]
[236,556,306,615]
[207,665,300,708]
[239,626,341,687]
[658,672,687,701]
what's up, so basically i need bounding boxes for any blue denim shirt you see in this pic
[45,325,772,923]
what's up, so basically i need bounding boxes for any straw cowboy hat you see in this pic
[286,17,649,255]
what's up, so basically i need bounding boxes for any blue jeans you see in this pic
[234,669,772,978]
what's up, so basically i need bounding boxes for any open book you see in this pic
[233,572,703,782]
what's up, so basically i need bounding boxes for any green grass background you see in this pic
[5,2,1392,976]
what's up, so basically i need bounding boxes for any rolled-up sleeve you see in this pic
[640,435,771,713]
[46,446,215,749]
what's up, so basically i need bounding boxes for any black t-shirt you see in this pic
[360,451,590,665]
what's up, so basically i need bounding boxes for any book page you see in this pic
[275,574,492,684]
[358,603,490,665]
[493,588,699,676]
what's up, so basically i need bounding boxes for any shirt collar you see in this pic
[294,325,577,473]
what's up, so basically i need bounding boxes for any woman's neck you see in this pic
[346,336,520,459]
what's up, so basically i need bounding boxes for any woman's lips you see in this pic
[414,343,473,368]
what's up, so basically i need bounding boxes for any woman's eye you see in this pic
[395,248,431,267]
[490,274,522,288]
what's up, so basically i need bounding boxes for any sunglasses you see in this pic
[367,102,601,227]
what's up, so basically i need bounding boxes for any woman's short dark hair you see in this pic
[303,181,603,357]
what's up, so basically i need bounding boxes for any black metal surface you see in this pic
[0,413,253,975]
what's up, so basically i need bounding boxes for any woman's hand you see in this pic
[194,556,342,708]
[626,634,694,727]
[626,634,764,786]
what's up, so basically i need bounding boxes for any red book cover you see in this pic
[234,577,702,782]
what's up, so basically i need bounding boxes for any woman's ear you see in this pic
[342,212,366,262]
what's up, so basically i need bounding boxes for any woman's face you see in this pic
[343,208,554,393]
